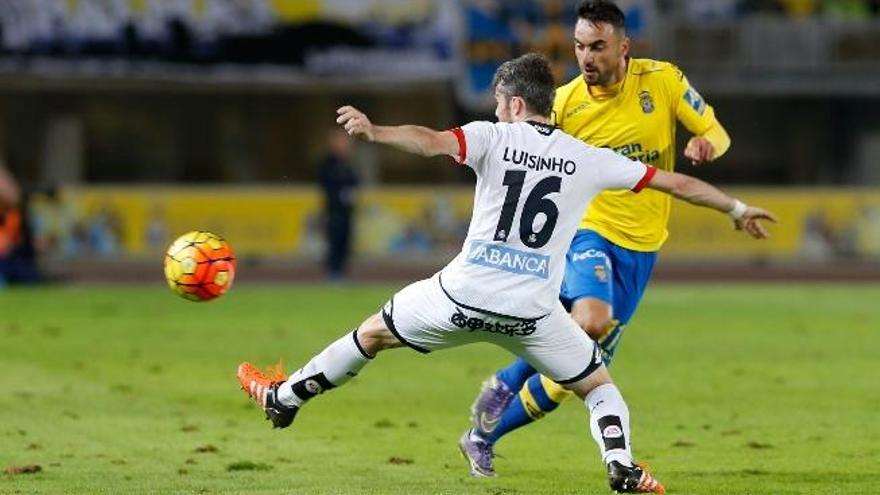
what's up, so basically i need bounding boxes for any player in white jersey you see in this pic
[437,117,650,321]
[236,54,775,494]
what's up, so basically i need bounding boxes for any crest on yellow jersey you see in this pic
[639,91,654,114]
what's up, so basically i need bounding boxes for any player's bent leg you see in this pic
[521,375,571,421]
[467,232,622,457]
[561,368,665,494]
[561,231,634,365]
[469,358,536,435]
[461,373,571,477]
[354,311,406,355]
[469,298,613,446]
[570,297,619,364]
[237,312,398,429]
[469,358,535,437]
[476,374,570,444]
[468,299,610,446]
[524,306,664,494]
[570,296,613,341]
[469,375,515,437]
[496,358,538,391]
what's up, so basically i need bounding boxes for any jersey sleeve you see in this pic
[669,67,718,136]
[590,147,656,193]
[448,121,495,173]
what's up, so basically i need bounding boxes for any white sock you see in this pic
[276,330,372,407]
[585,383,634,467]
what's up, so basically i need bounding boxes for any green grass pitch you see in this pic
[1,283,878,494]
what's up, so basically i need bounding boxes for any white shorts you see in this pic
[381,274,602,384]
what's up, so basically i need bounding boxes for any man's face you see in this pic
[329,128,354,158]
[573,19,628,86]
[494,89,513,123]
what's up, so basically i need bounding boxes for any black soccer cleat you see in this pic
[262,384,299,429]
[607,460,666,494]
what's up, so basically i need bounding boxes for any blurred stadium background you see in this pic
[2,2,879,494]
[1,0,879,285]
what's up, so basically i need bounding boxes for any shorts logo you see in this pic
[450,308,537,337]
[571,248,607,262]
[304,379,323,395]
[594,265,607,283]
[467,241,549,279]
[602,425,623,438]
[639,90,654,114]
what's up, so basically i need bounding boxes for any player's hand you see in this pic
[684,137,715,165]
[336,106,375,142]
[734,206,778,240]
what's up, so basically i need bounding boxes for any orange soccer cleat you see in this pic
[607,461,666,494]
[236,362,298,429]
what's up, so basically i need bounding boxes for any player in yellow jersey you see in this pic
[461,0,737,478]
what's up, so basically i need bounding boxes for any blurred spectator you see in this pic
[520,0,579,82]
[851,204,880,258]
[685,0,744,21]
[0,165,40,286]
[425,196,466,250]
[778,0,820,17]
[464,0,520,93]
[0,164,19,208]
[823,0,871,19]
[85,203,122,256]
[139,0,202,60]
[800,208,841,260]
[28,186,80,258]
[740,0,785,15]
[318,128,360,281]
[617,0,658,54]
[144,203,168,251]
[68,0,131,55]
[739,0,880,17]
[390,222,433,254]
[617,0,656,37]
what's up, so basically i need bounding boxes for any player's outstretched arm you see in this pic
[336,106,459,158]
[647,169,778,239]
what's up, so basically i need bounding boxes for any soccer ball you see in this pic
[164,231,236,302]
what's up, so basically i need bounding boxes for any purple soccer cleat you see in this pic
[470,375,515,437]
[458,429,497,477]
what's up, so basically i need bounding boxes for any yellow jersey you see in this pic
[553,58,725,252]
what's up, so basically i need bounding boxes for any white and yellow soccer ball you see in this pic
[164,231,236,301]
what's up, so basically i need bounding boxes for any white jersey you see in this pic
[439,120,655,319]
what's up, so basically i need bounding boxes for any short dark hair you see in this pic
[576,0,626,32]
[491,53,555,117]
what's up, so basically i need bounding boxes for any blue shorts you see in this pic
[559,230,657,363]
